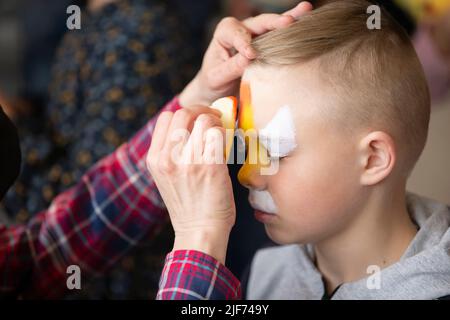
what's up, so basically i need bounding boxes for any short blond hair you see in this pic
[252,0,430,174]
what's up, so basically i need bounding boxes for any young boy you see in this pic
[155,0,450,299]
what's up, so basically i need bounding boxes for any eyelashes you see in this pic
[235,128,296,162]
[268,151,290,162]
[259,135,296,159]
[269,153,288,160]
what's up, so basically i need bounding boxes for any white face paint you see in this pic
[258,105,297,158]
[247,105,297,215]
[249,189,278,214]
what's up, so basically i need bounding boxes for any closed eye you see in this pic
[260,135,296,160]
[268,153,288,162]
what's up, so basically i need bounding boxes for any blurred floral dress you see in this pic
[2,0,203,298]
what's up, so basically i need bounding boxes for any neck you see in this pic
[314,183,418,295]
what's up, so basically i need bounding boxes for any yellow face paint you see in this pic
[237,82,271,186]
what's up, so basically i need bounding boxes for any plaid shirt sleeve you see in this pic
[157,250,242,300]
[0,96,181,299]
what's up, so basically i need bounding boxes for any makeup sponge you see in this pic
[211,96,237,161]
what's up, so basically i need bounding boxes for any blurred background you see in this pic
[0,0,449,299]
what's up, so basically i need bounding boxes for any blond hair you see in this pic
[252,0,430,174]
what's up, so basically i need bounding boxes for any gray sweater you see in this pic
[246,193,450,299]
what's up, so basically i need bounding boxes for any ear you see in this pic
[358,131,396,186]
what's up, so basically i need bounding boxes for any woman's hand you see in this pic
[147,107,235,264]
[179,1,313,108]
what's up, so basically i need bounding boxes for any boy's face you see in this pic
[239,64,367,245]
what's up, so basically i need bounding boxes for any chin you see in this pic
[264,225,299,245]
[264,224,310,246]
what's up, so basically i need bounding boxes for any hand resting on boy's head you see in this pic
[178,1,313,108]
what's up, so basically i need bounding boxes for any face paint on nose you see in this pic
[249,189,277,214]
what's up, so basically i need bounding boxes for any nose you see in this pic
[238,158,263,189]
[237,142,270,190]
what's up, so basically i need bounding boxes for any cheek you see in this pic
[266,146,361,243]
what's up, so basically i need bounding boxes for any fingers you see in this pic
[242,2,312,35]
[165,108,221,155]
[207,1,313,88]
[214,17,256,59]
[162,109,193,162]
[149,108,222,167]
[242,13,294,35]
[207,53,251,89]
[148,111,174,156]
[282,1,313,19]
[203,127,226,165]
[213,9,305,59]
[184,114,223,164]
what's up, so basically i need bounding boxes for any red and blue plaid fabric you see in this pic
[0,97,181,298]
[157,250,241,300]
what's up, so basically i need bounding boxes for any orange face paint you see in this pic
[237,82,271,186]
[238,82,254,131]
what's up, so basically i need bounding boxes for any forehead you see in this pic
[240,65,307,130]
